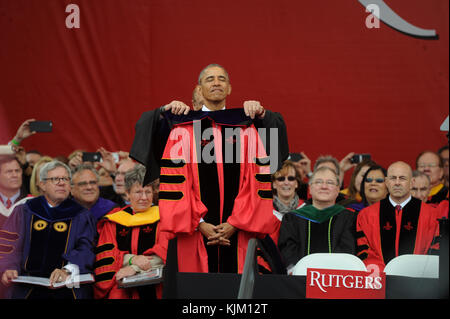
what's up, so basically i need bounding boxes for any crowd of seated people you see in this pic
[284,151,448,273]
[0,60,447,302]
[0,120,163,299]
[0,116,448,299]
[0,121,447,299]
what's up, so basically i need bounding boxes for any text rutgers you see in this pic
[309,270,383,293]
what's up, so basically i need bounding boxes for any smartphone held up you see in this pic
[350,154,371,164]
[82,152,102,162]
[29,121,53,133]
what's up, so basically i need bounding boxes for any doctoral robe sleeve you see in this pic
[227,125,278,236]
[0,206,26,273]
[356,204,385,271]
[158,126,208,235]
[417,202,440,255]
[62,211,97,274]
[93,219,128,299]
[277,213,305,268]
[333,210,356,255]
[253,110,289,173]
[430,200,449,254]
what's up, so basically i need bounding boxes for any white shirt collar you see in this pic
[46,200,56,208]
[388,195,412,208]
[202,105,226,112]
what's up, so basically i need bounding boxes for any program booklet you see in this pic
[12,273,95,288]
[118,267,164,288]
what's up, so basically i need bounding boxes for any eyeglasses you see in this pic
[43,177,70,184]
[311,179,338,186]
[275,176,296,182]
[365,177,385,183]
[417,163,439,169]
[74,180,98,188]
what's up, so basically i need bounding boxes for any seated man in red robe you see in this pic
[356,161,439,272]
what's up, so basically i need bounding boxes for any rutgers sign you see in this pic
[306,268,386,299]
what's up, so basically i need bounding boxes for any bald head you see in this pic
[387,161,412,178]
[386,161,413,204]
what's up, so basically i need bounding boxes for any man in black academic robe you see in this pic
[278,166,356,272]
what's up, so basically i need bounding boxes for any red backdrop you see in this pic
[0,0,448,183]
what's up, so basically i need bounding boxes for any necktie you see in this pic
[394,204,402,256]
[5,199,12,209]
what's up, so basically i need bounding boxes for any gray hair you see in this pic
[39,160,72,182]
[198,63,230,84]
[309,166,340,186]
[412,170,431,183]
[71,163,99,185]
[314,155,341,177]
[124,164,146,192]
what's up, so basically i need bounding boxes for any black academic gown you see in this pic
[278,208,356,268]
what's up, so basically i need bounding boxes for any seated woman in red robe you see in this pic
[93,164,169,299]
